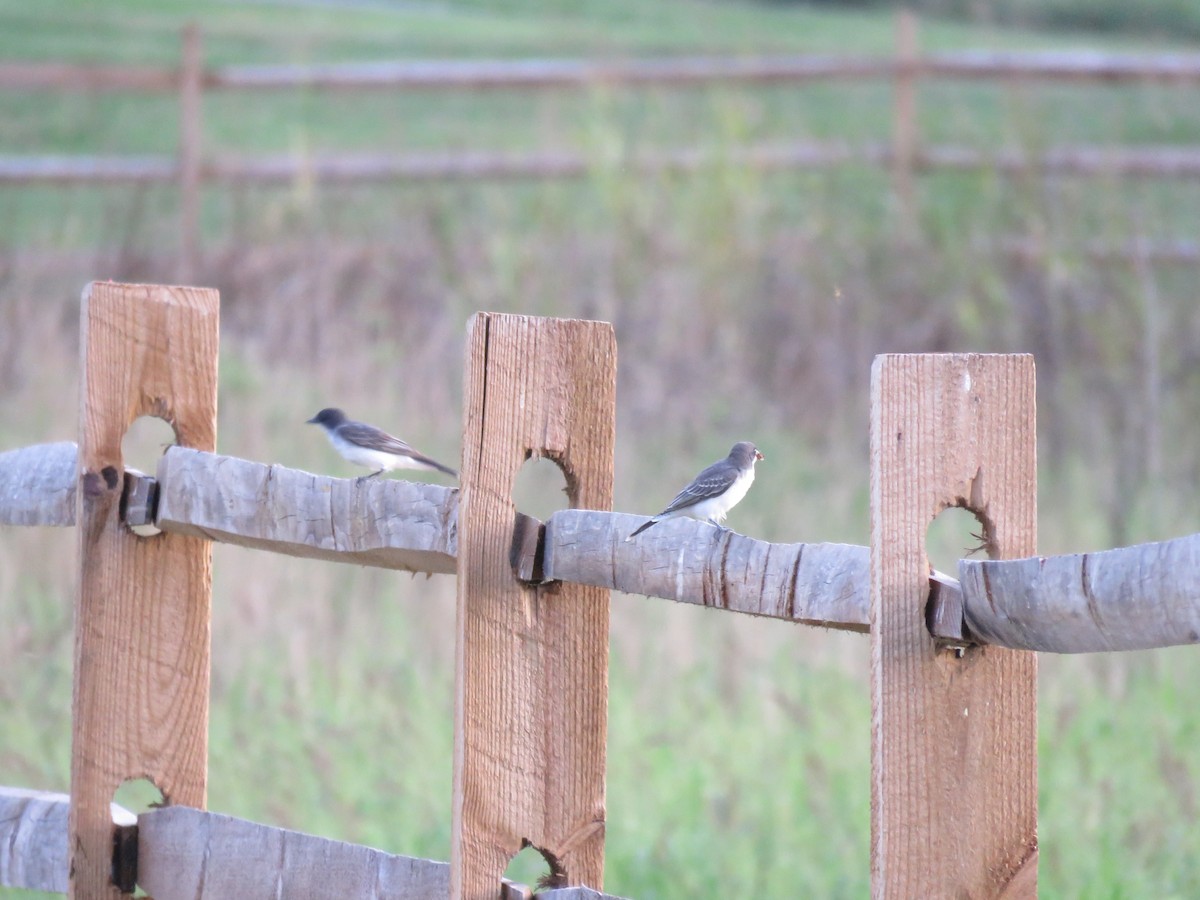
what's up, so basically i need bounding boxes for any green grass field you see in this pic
[2,1,1200,896]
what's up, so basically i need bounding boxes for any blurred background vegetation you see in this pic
[2,0,1199,896]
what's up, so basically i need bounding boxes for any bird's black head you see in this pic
[730,441,764,466]
[307,408,347,428]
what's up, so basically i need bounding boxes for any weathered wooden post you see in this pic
[72,282,218,898]
[453,313,616,899]
[870,354,1037,898]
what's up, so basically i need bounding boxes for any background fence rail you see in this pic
[4,16,1200,275]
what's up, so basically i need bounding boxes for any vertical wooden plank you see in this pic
[869,354,1037,898]
[178,23,202,283]
[453,313,615,899]
[72,282,219,899]
[891,9,918,227]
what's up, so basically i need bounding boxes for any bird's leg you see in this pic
[356,469,385,484]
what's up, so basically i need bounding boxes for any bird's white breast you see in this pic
[328,431,401,471]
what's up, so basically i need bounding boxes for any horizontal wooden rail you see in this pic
[0,787,134,894]
[5,143,1200,186]
[0,62,177,92]
[0,441,76,526]
[154,446,459,574]
[959,533,1200,652]
[5,441,1200,652]
[6,53,1200,96]
[209,55,895,90]
[922,50,1200,82]
[0,155,176,183]
[0,788,625,899]
[541,508,870,632]
[920,144,1200,177]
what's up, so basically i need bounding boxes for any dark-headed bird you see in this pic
[307,407,457,480]
[627,441,763,540]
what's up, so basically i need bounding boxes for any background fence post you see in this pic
[452,313,616,899]
[869,354,1038,898]
[892,9,918,229]
[178,24,202,283]
[71,282,219,898]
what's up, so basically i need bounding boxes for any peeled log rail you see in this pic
[0,787,135,894]
[542,509,870,632]
[5,441,1200,652]
[0,441,76,526]
[8,143,1200,186]
[8,52,1200,96]
[137,806,628,900]
[137,806,459,900]
[960,533,1200,653]
[0,793,622,900]
[155,446,459,575]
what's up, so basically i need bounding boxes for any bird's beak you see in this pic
[305,416,318,425]
[755,451,765,461]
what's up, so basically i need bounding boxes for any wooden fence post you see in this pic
[892,9,918,228]
[453,313,616,899]
[178,24,202,282]
[869,354,1037,898]
[71,282,219,899]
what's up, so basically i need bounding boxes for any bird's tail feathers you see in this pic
[413,453,458,478]
[626,517,659,541]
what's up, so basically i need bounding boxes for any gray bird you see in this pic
[307,408,457,480]
[627,441,763,540]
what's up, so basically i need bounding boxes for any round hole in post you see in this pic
[120,415,177,537]
[926,503,991,653]
[512,453,571,522]
[927,503,990,577]
[113,775,166,814]
[510,454,572,583]
[503,842,559,892]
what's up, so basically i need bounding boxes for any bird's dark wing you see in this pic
[338,421,416,456]
[339,421,458,476]
[658,459,738,515]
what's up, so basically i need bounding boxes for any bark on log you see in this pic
[960,532,1200,652]
[542,509,870,631]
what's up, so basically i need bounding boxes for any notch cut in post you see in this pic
[453,313,616,900]
[72,281,218,899]
[870,353,1037,899]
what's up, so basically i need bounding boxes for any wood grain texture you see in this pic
[138,805,453,899]
[72,281,218,899]
[869,354,1037,899]
[155,447,458,574]
[453,313,615,899]
[0,441,77,525]
[960,531,1200,652]
[0,787,133,893]
[543,509,870,631]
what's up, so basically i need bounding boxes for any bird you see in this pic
[306,408,458,481]
[626,441,763,540]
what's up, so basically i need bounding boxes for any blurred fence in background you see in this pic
[3,13,1200,278]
